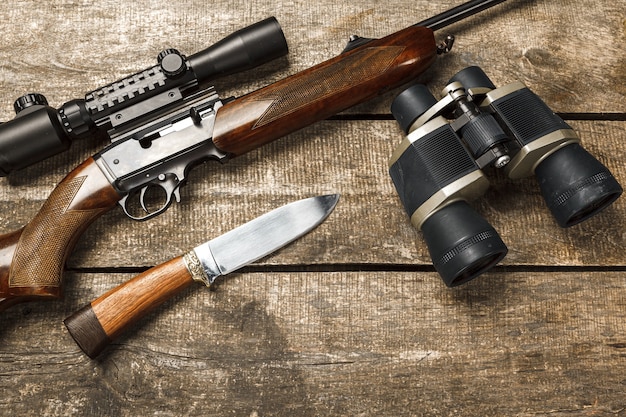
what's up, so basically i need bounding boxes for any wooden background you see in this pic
[1,0,625,415]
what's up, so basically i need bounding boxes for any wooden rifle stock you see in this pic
[212,26,437,155]
[0,158,121,310]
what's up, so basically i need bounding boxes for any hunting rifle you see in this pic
[0,0,509,309]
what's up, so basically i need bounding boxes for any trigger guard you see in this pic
[138,182,176,214]
[119,175,182,221]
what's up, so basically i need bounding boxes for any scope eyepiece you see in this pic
[0,95,72,176]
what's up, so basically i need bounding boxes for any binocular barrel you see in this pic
[457,66,622,227]
[389,66,622,286]
[0,17,288,176]
[388,103,507,287]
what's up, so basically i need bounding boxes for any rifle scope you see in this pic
[0,17,288,176]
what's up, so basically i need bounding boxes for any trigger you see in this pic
[139,187,150,213]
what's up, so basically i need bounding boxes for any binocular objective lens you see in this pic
[421,201,508,287]
[534,143,623,227]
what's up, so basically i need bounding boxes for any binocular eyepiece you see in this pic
[389,66,622,287]
[0,17,288,176]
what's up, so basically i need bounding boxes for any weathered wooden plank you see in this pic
[0,1,624,415]
[1,270,625,416]
[0,0,623,121]
[0,120,623,269]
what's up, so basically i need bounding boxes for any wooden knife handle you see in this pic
[64,255,195,358]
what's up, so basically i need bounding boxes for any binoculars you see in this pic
[0,17,288,176]
[389,66,622,287]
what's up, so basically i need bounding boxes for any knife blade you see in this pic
[64,194,339,358]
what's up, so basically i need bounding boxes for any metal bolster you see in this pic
[183,249,220,287]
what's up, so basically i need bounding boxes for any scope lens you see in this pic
[421,201,507,286]
[535,143,623,227]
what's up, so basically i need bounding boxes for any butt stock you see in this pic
[212,26,437,155]
[0,158,121,310]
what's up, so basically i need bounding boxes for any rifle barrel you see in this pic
[416,0,508,31]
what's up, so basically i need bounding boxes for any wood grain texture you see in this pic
[65,256,194,358]
[212,26,436,155]
[0,158,120,309]
[0,0,624,415]
[0,0,622,116]
[2,270,626,416]
[61,119,626,269]
[92,256,194,339]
